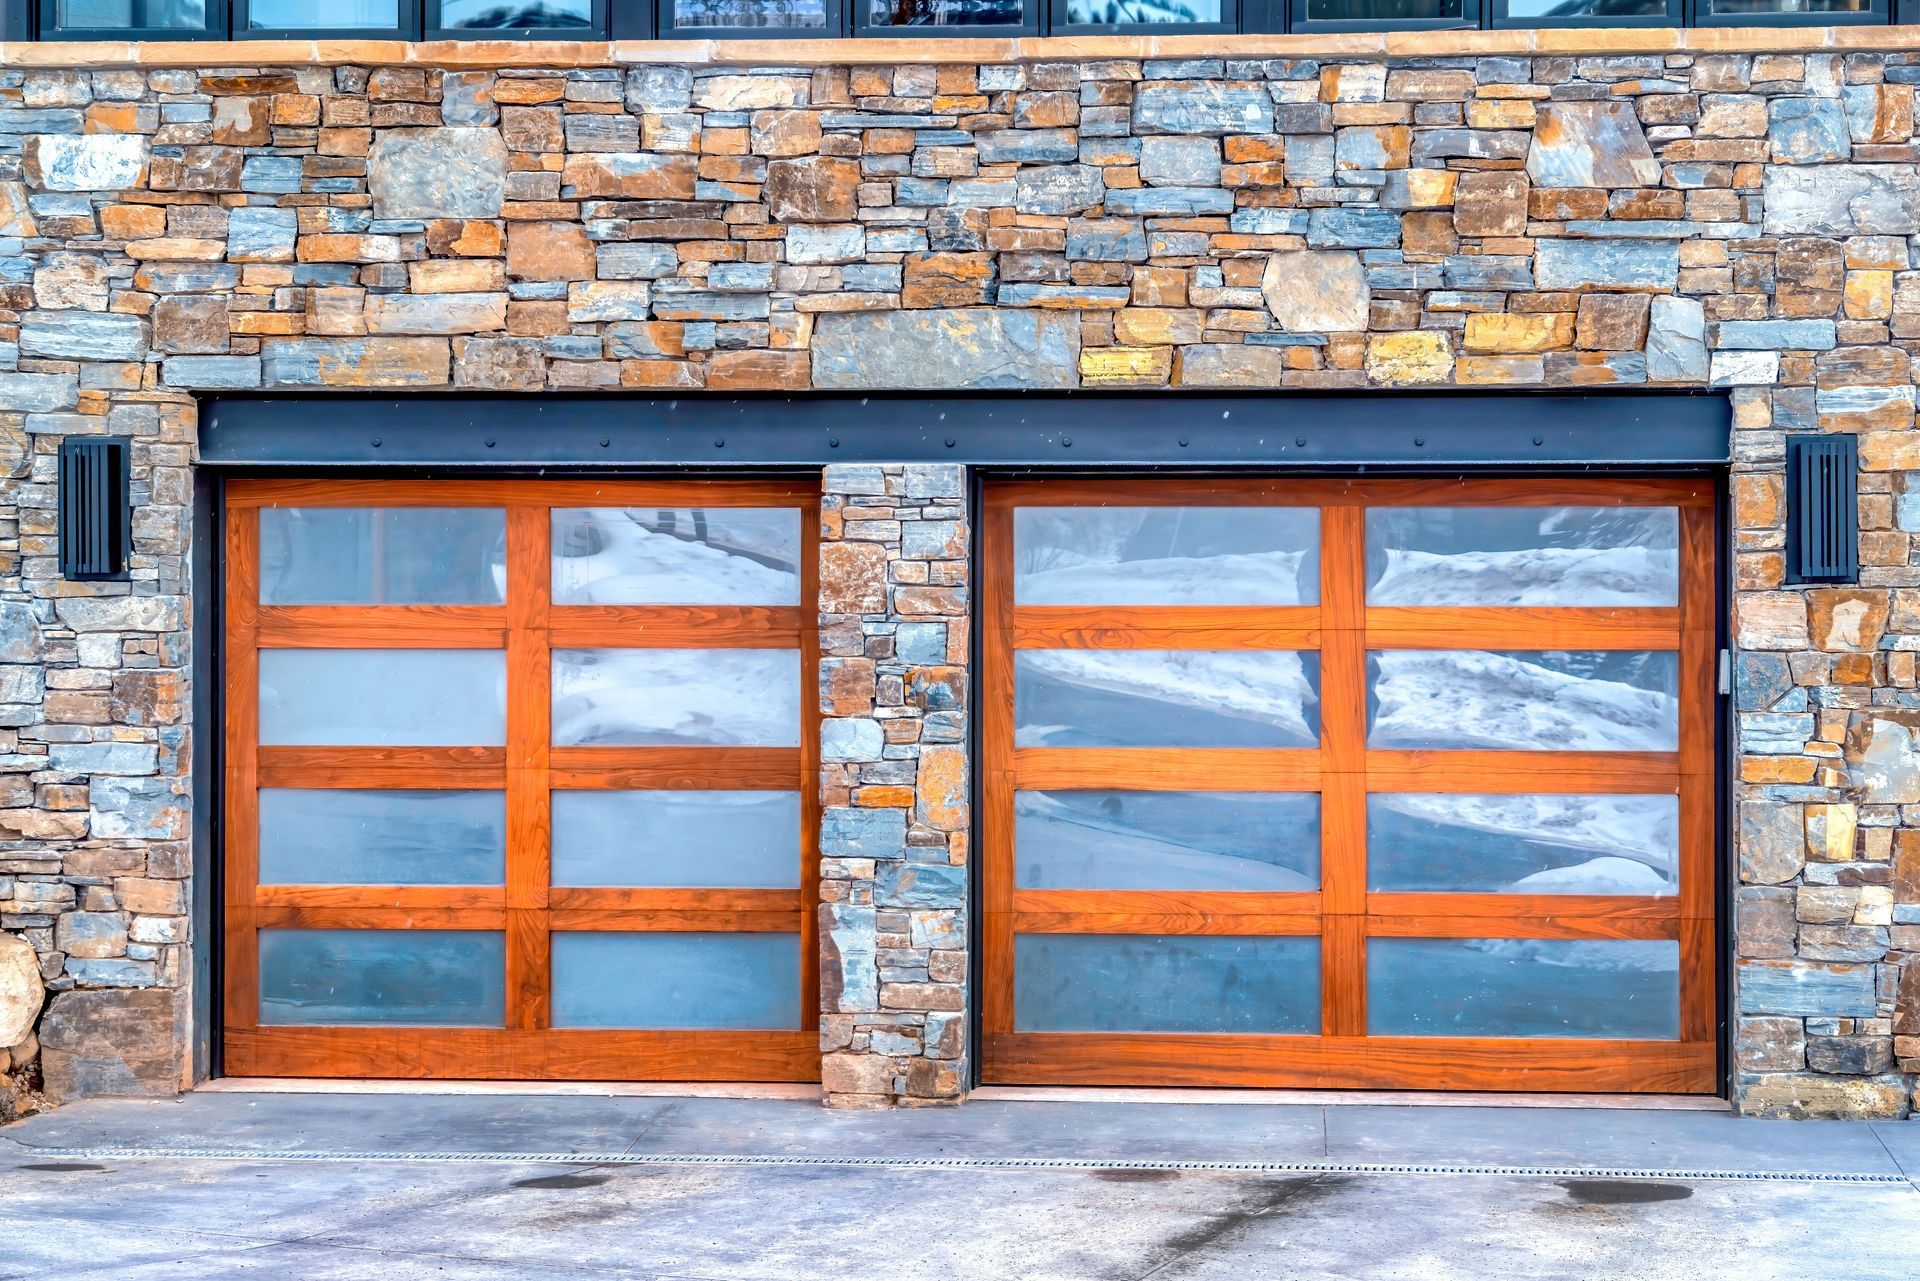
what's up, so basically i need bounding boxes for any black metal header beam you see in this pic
[200,392,1730,470]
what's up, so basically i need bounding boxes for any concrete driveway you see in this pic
[3,1090,1917,1280]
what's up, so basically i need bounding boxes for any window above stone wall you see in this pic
[11,0,1911,40]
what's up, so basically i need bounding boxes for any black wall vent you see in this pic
[57,436,131,581]
[1785,433,1859,585]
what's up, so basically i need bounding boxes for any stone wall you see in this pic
[0,31,1917,1114]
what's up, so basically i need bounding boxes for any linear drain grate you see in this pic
[20,1148,1912,1185]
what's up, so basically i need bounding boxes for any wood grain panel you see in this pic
[256,606,507,648]
[549,747,802,789]
[1363,751,1680,792]
[983,1035,1718,1093]
[1364,606,1680,650]
[1011,748,1322,791]
[225,1027,817,1082]
[256,746,507,788]
[549,887,806,914]
[1010,606,1321,650]
[549,605,804,649]
[1365,894,1682,940]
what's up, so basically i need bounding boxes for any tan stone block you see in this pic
[1738,592,1811,650]
[706,350,809,391]
[296,234,400,264]
[304,287,367,337]
[1401,168,1457,209]
[1846,270,1895,321]
[820,541,888,614]
[1808,589,1890,653]
[916,744,966,832]
[1463,312,1574,354]
[1079,346,1172,386]
[1466,98,1536,129]
[1113,308,1204,347]
[1366,331,1453,385]
[1456,354,1543,384]
[506,221,594,282]
[114,877,185,916]
[1453,171,1530,238]
[409,259,507,294]
[1574,293,1651,351]
[1733,473,1783,530]
[1743,757,1818,784]
[620,359,704,390]
[126,237,226,261]
[902,252,994,309]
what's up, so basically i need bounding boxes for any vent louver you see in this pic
[57,436,131,581]
[1785,433,1859,585]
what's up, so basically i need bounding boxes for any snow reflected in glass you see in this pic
[1017,791,1319,890]
[259,649,507,746]
[1367,506,1678,606]
[1368,794,1677,895]
[1016,650,1320,747]
[551,648,800,746]
[1015,506,1318,605]
[1368,938,1679,1039]
[1065,0,1222,21]
[259,929,505,1027]
[551,932,800,1029]
[670,0,829,25]
[259,789,506,886]
[1367,650,1677,751]
[261,508,506,605]
[437,0,592,27]
[866,0,1025,24]
[552,791,800,887]
[552,508,801,605]
[1016,934,1321,1033]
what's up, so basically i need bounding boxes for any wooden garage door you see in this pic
[222,479,819,1080]
[981,477,1717,1093]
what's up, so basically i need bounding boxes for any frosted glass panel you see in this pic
[1016,935,1320,1033]
[1369,794,1678,895]
[259,649,506,746]
[1367,650,1677,751]
[1368,939,1679,1039]
[1367,507,1678,606]
[56,0,205,27]
[1017,791,1319,890]
[259,929,505,1026]
[553,508,802,605]
[247,0,400,26]
[1015,650,1319,748]
[259,790,506,886]
[259,508,505,605]
[551,649,799,746]
[438,0,592,27]
[1014,507,1318,606]
[553,791,800,888]
[550,932,801,1029]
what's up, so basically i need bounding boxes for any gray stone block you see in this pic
[814,309,1079,390]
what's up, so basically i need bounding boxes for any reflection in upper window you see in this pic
[1501,0,1663,14]
[1015,507,1319,606]
[1305,0,1461,18]
[552,649,800,747]
[437,0,592,26]
[1367,507,1679,606]
[866,0,1026,25]
[1706,0,1868,10]
[1017,790,1319,891]
[55,0,205,26]
[671,0,830,25]
[1066,0,1222,20]
[552,508,801,606]
[1367,794,1679,895]
[246,0,399,26]
[260,508,507,605]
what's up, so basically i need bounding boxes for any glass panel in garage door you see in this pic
[224,479,819,1083]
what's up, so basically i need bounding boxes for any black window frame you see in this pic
[1289,0,1478,31]
[1048,0,1238,35]
[1685,0,1887,23]
[655,0,848,39]
[423,0,609,39]
[36,0,227,38]
[1489,0,1681,27]
[851,0,1043,38]
[232,0,422,39]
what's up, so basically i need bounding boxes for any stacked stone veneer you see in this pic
[3,35,1920,1113]
[817,464,968,1107]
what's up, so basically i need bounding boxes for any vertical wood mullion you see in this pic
[1677,502,1718,1044]
[222,502,262,1053]
[505,502,552,1031]
[1319,502,1368,1038]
